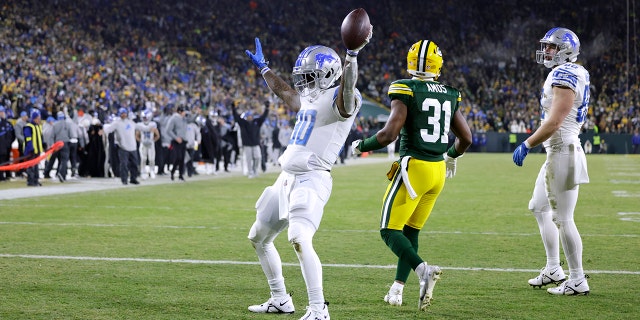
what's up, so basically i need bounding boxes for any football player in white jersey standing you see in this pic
[243,26,371,320]
[513,27,591,295]
[135,109,160,179]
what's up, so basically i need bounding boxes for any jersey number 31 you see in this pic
[421,98,452,144]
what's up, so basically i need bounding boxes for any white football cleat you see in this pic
[299,302,329,320]
[547,276,590,295]
[417,263,442,311]
[383,286,403,306]
[528,266,566,288]
[248,292,295,314]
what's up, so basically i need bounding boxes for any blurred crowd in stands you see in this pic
[0,0,638,170]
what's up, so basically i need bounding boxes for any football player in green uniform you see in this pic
[352,39,472,311]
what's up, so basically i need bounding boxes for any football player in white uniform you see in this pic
[135,109,160,179]
[244,27,371,320]
[513,27,591,295]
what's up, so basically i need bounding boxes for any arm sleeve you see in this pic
[231,106,241,122]
[102,122,115,135]
[341,56,359,116]
[257,108,269,126]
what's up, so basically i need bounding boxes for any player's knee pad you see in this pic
[254,185,282,224]
[287,216,315,247]
[529,198,550,217]
[553,213,574,226]
[248,218,284,244]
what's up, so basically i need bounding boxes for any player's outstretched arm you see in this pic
[336,25,372,118]
[351,98,404,155]
[245,37,300,112]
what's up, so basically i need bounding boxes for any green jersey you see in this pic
[388,78,461,161]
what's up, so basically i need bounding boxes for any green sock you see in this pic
[380,228,423,275]
[394,225,420,282]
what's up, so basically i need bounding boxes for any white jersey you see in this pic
[540,62,590,148]
[135,121,157,147]
[279,87,361,173]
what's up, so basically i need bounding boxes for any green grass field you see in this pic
[1,153,639,319]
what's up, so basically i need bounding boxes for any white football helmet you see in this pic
[536,27,580,68]
[292,45,342,98]
[142,109,152,123]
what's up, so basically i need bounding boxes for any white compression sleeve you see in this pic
[341,55,358,116]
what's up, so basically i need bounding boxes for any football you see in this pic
[340,8,371,50]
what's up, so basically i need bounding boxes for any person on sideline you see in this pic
[232,102,268,179]
[351,39,472,310]
[512,27,591,295]
[135,109,160,179]
[103,108,140,185]
[0,105,16,181]
[165,105,189,181]
[23,110,44,186]
[245,26,371,319]
[0,106,16,181]
[50,111,77,182]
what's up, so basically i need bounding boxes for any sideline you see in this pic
[0,155,391,200]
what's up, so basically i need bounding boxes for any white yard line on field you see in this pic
[1,253,639,275]
[0,220,637,237]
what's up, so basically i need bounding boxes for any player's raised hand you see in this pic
[245,37,268,71]
[512,142,530,166]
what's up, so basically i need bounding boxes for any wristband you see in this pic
[260,67,270,75]
[345,54,357,63]
[346,50,359,57]
[524,140,532,149]
[359,135,384,152]
[446,145,462,158]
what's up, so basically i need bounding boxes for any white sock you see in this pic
[294,239,324,306]
[534,210,561,268]
[558,219,584,281]
[391,281,404,293]
[255,242,287,296]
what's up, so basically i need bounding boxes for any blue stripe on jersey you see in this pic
[551,68,578,89]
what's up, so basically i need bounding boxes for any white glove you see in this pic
[351,139,363,155]
[444,154,458,178]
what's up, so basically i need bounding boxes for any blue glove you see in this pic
[512,142,530,166]
[245,37,268,71]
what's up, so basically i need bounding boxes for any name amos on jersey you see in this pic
[425,83,447,93]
